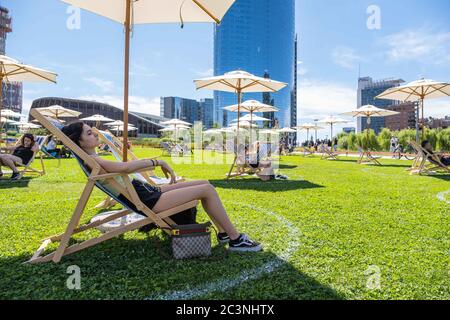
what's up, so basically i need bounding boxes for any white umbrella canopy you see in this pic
[0,55,57,83]
[61,0,235,161]
[341,105,399,118]
[0,55,57,135]
[228,121,258,128]
[160,119,192,126]
[109,125,137,131]
[105,120,131,127]
[259,129,278,135]
[36,106,81,119]
[12,121,42,129]
[194,70,287,93]
[0,117,16,124]
[294,123,325,143]
[195,70,287,131]
[234,114,271,122]
[319,116,348,140]
[277,127,296,133]
[62,0,236,24]
[223,100,279,113]
[0,109,22,118]
[80,114,114,122]
[376,78,450,138]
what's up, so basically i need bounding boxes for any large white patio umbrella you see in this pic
[80,114,114,128]
[62,0,235,161]
[0,117,16,124]
[0,55,57,136]
[376,78,450,138]
[36,106,81,119]
[1,109,22,119]
[295,123,324,144]
[319,116,348,141]
[194,70,287,131]
[234,114,271,123]
[223,99,279,126]
[341,104,399,143]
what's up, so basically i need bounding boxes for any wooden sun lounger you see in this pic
[27,109,199,264]
[1,135,48,179]
[320,144,338,160]
[409,141,450,175]
[356,145,382,165]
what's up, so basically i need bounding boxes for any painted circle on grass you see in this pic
[437,190,450,204]
[145,202,301,300]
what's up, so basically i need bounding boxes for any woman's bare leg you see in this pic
[159,180,210,193]
[0,155,21,173]
[153,184,240,240]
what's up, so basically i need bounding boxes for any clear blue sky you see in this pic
[4,0,450,136]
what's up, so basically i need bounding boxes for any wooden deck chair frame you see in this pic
[226,143,272,179]
[409,141,450,175]
[28,109,199,264]
[356,145,382,165]
[320,144,338,161]
[1,134,48,179]
[301,146,315,157]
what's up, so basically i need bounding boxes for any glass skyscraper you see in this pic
[214,0,296,128]
[357,77,404,134]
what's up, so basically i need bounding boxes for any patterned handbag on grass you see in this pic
[170,222,213,260]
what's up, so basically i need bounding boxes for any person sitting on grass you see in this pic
[0,133,39,180]
[421,140,450,166]
[62,121,262,252]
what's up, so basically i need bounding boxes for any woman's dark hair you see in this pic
[421,140,430,149]
[20,133,35,148]
[62,121,85,147]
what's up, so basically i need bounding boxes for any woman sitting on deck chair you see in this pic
[422,140,450,166]
[62,122,262,252]
[0,133,39,180]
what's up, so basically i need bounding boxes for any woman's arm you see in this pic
[93,157,177,184]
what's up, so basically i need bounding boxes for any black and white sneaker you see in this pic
[10,172,21,180]
[217,232,230,244]
[228,234,262,252]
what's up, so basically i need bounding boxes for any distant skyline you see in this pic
[3,0,450,138]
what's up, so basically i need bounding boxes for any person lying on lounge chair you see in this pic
[422,140,450,166]
[0,133,39,180]
[62,121,262,252]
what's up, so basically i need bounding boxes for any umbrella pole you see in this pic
[122,0,132,162]
[0,77,3,141]
[421,98,425,140]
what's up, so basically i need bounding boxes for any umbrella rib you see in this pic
[191,0,221,24]
[196,79,223,90]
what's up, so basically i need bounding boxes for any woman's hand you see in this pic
[158,160,177,184]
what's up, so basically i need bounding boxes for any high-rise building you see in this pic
[214,0,296,128]
[160,97,214,128]
[357,77,404,134]
[1,5,22,114]
[199,98,214,128]
[384,102,417,131]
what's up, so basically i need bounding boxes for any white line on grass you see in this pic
[146,202,301,300]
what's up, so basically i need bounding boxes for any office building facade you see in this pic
[214,0,296,128]
[160,97,215,129]
[357,77,404,134]
[1,5,22,114]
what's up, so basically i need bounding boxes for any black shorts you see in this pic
[117,179,162,214]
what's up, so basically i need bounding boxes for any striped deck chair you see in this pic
[28,108,199,264]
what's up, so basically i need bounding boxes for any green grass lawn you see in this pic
[0,148,449,300]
